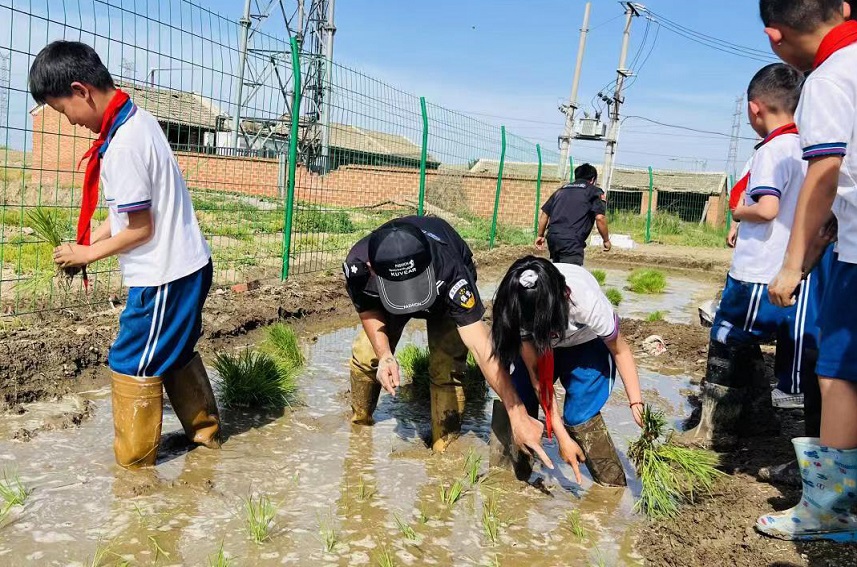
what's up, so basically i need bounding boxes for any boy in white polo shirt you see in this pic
[30,41,220,469]
[677,63,826,450]
[759,0,857,542]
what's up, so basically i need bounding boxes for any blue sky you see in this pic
[221,0,772,173]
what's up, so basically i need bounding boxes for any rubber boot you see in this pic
[738,343,781,437]
[430,381,466,452]
[349,330,383,426]
[488,399,533,481]
[759,350,820,487]
[673,341,745,450]
[567,413,626,487]
[163,353,221,449]
[757,437,857,541]
[112,372,163,469]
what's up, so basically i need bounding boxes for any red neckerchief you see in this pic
[76,89,132,246]
[730,123,799,211]
[538,350,555,440]
[814,20,857,69]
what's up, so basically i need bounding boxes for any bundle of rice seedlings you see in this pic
[628,405,723,519]
[590,269,607,287]
[396,345,487,401]
[627,269,667,294]
[604,288,623,306]
[213,350,298,409]
[259,323,305,370]
[26,207,83,285]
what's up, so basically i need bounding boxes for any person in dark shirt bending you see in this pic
[535,163,611,265]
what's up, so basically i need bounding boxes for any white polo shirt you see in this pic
[553,263,619,348]
[100,107,211,287]
[730,133,806,284]
[796,43,857,264]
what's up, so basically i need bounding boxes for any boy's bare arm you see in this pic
[732,195,780,222]
[90,218,112,244]
[770,156,842,306]
[54,209,153,268]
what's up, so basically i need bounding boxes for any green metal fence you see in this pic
[0,0,729,316]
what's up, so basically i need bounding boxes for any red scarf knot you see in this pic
[814,20,857,70]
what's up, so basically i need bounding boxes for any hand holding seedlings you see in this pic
[53,243,91,269]
[376,356,401,396]
[630,401,644,428]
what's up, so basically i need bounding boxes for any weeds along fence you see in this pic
[0,0,729,316]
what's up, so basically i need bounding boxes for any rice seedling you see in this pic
[438,479,465,506]
[243,494,277,544]
[565,509,587,540]
[589,547,607,567]
[591,269,607,286]
[373,542,396,567]
[318,513,339,553]
[628,405,724,519]
[0,469,31,511]
[12,270,55,299]
[396,345,487,401]
[148,535,170,561]
[481,492,500,546]
[260,323,304,370]
[417,504,429,524]
[208,543,231,567]
[86,544,114,567]
[394,513,417,541]
[646,310,666,323]
[213,350,298,409]
[356,476,375,502]
[464,448,483,484]
[605,287,623,306]
[627,269,667,294]
[26,207,82,284]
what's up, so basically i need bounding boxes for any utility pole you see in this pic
[232,0,253,151]
[601,2,641,194]
[558,2,592,182]
[726,94,744,180]
[320,0,336,172]
[0,50,9,132]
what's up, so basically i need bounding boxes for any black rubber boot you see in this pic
[737,343,781,437]
[674,341,745,450]
[488,400,535,481]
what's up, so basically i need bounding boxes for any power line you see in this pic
[623,115,758,140]
[644,8,773,58]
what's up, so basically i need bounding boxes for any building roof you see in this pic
[467,159,728,195]
[119,83,223,129]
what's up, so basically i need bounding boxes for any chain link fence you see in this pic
[0,0,729,316]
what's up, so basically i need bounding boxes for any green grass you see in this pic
[292,232,361,254]
[591,269,607,286]
[260,323,305,370]
[244,494,277,544]
[208,543,231,566]
[455,213,533,247]
[604,288,623,306]
[439,479,465,506]
[646,311,666,322]
[213,350,298,409]
[628,405,724,519]
[294,205,355,234]
[627,269,667,294]
[396,344,488,401]
[608,210,727,248]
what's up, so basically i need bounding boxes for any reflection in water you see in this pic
[0,273,704,564]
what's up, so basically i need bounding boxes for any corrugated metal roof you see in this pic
[119,83,223,129]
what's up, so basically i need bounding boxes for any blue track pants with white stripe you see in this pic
[108,260,213,379]
[711,269,822,395]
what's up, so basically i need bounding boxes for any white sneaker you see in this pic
[771,388,804,409]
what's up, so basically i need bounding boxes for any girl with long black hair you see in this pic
[491,256,644,486]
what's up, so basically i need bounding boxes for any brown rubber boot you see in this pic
[488,399,534,481]
[567,413,626,487]
[429,381,466,452]
[112,372,164,469]
[349,330,383,426]
[163,353,221,449]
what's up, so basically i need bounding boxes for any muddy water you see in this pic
[0,271,708,566]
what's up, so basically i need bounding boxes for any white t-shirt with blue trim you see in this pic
[100,107,210,287]
[730,134,805,284]
[796,43,857,263]
[553,263,619,348]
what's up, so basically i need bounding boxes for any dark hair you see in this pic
[747,63,804,114]
[491,256,570,369]
[574,163,597,183]
[29,41,115,104]
[760,0,844,32]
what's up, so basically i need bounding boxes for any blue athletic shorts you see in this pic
[109,260,213,378]
[710,268,823,395]
[510,338,616,427]
[816,254,857,381]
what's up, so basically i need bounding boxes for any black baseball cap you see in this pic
[368,220,437,315]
